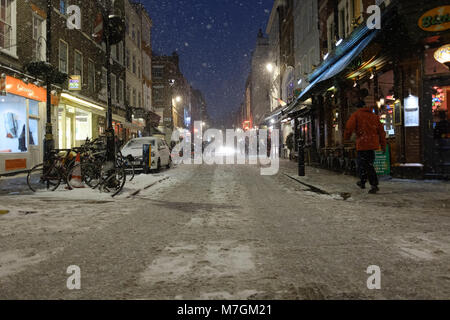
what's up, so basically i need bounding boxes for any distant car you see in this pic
[121,137,172,172]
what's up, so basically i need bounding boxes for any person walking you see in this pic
[344,88,387,194]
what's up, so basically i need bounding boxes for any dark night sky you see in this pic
[142,0,273,125]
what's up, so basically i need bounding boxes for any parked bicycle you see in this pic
[27,148,81,192]
[65,137,131,197]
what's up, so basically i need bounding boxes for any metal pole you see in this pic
[103,1,116,164]
[44,0,54,167]
[298,138,305,177]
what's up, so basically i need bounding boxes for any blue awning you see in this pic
[290,29,379,109]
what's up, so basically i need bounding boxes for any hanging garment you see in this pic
[18,124,27,152]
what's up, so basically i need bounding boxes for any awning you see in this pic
[284,29,379,114]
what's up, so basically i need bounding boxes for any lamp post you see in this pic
[43,0,54,170]
[96,0,125,163]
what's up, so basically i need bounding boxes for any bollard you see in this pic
[298,139,305,177]
[143,144,151,174]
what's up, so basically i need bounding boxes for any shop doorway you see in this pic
[423,78,450,178]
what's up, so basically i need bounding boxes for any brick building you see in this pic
[151,52,190,142]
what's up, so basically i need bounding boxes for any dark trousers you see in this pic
[357,150,378,187]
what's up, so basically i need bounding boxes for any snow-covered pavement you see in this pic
[0,162,449,299]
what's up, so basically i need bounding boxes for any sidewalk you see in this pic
[279,159,450,210]
[0,174,32,196]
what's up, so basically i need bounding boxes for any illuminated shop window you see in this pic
[0,95,27,153]
[75,109,92,141]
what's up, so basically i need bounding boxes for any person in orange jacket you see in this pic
[344,88,387,194]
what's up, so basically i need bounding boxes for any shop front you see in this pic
[0,76,48,174]
[57,92,106,150]
[422,52,450,178]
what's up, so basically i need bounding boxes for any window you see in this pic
[126,49,130,69]
[111,74,117,103]
[126,85,130,104]
[59,0,66,14]
[118,42,124,65]
[132,24,135,41]
[0,95,27,153]
[137,30,140,48]
[152,66,164,79]
[59,40,68,73]
[74,50,83,77]
[132,55,136,74]
[100,67,107,99]
[118,79,124,104]
[88,60,95,93]
[326,15,335,53]
[153,86,164,103]
[138,59,141,78]
[111,44,117,60]
[32,14,45,61]
[138,92,141,108]
[0,0,16,56]
[132,88,136,107]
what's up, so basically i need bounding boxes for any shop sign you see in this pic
[69,75,82,91]
[133,108,147,119]
[5,76,46,102]
[418,6,450,32]
[404,95,420,127]
[375,145,390,176]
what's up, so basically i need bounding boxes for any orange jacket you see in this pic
[344,107,387,151]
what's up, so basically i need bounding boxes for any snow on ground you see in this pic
[0,161,449,299]
[0,165,192,285]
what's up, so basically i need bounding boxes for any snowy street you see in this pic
[0,161,449,299]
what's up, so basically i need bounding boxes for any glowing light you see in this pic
[175,96,182,103]
[60,93,105,111]
[266,63,274,72]
[323,53,329,60]
[434,44,450,66]
[336,39,343,46]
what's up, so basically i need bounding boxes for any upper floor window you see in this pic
[32,14,45,61]
[88,60,95,93]
[126,48,130,69]
[0,0,16,56]
[100,67,107,100]
[118,79,124,104]
[59,0,66,15]
[59,40,68,73]
[326,15,335,53]
[132,55,136,74]
[152,66,164,79]
[74,50,83,77]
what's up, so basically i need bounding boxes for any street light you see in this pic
[175,96,182,103]
[266,63,274,73]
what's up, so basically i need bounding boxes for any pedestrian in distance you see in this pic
[344,88,387,194]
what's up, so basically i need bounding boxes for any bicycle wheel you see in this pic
[100,164,127,197]
[67,162,101,189]
[27,163,61,192]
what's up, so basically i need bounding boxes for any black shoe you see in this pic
[357,181,366,189]
[368,186,379,194]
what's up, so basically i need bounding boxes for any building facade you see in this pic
[151,52,190,142]
[0,0,130,174]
